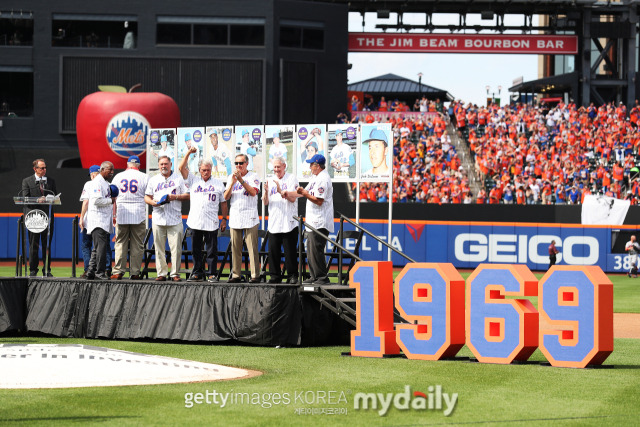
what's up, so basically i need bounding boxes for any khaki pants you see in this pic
[113,221,146,276]
[152,223,183,278]
[230,225,259,280]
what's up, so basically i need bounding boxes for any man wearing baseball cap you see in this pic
[85,161,116,280]
[110,155,149,279]
[296,153,334,285]
[79,165,110,278]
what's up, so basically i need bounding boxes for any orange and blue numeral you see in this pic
[466,264,539,364]
[394,263,465,360]
[539,266,613,368]
[350,261,399,357]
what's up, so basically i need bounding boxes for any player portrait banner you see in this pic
[204,126,234,180]
[326,124,357,182]
[177,127,205,177]
[147,128,176,177]
[235,125,265,180]
[348,33,578,54]
[265,125,295,178]
[360,123,392,182]
[296,124,327,182]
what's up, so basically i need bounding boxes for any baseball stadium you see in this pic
[1,0,640,426]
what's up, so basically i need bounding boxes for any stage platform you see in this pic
[0,277,350,347]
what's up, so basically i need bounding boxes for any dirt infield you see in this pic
[615,313,640,338]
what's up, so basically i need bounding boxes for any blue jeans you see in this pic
[82,229,111,273]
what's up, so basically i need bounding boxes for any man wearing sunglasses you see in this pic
[21,159,57,277]
[224,154,260,283]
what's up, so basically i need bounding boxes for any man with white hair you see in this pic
[145,155,189,281]
[86,161,116,280]
[179,146,228,282]
[110,155,149,280]
[263,157,299,284]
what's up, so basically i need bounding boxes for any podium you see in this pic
[14,195,61,278]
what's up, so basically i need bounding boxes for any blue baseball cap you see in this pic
[273,132,280,139]
[128,155,140,163]
[306,154,326,165]
[209,129,218,136]
[242,130,250,137]
[160,135,168,142]
[89,165,100,174]
[364,129,389,146]
[184,133,192,141]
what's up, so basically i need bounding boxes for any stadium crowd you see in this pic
[347,95,640,205]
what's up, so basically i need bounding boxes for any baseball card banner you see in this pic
[265,125,295,178]
[349,33,578,54]
[235,125,265,180]
[360,123,392,182]
[296,124,326,182]
[327,124,357,182]
[204,126,234,180]
[177,127,205,177]
[147,128,176,177]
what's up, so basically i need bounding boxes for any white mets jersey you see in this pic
[304,169,334,233]
[86,174,114,234]
[146,171,187,226]
[112,168,149,225]
[226,171,260,229]
[186,173,225,231]
[266,172,299,234]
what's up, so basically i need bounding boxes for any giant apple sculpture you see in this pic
[76,84,180,169]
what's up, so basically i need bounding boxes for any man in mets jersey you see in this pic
[179,146,228,282]
[223,153,260,283]
[209,129,232,177]
[329,130,354,176]
[86,161,116,280]
[263,157,299,284]
[110,155,149,280]
[296,154,334,285]
[145,155,189,282]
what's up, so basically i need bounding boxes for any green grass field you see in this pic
[1,266,639,426]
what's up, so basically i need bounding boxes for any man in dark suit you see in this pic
[21,158,57,276]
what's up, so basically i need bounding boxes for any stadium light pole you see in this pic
[418,72,423,97]
[497,85,502,107]
[485,85,490,106]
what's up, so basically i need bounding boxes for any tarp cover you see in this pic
[20,279,314,346]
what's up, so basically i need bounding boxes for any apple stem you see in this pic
[128,83,142,93]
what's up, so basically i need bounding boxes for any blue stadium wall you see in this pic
[2,209,639,273]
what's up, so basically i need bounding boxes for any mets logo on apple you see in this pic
[106,111,150,158]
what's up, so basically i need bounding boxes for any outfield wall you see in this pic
[2,214,638,273]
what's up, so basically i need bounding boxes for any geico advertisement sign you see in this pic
[454,234,599,265]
